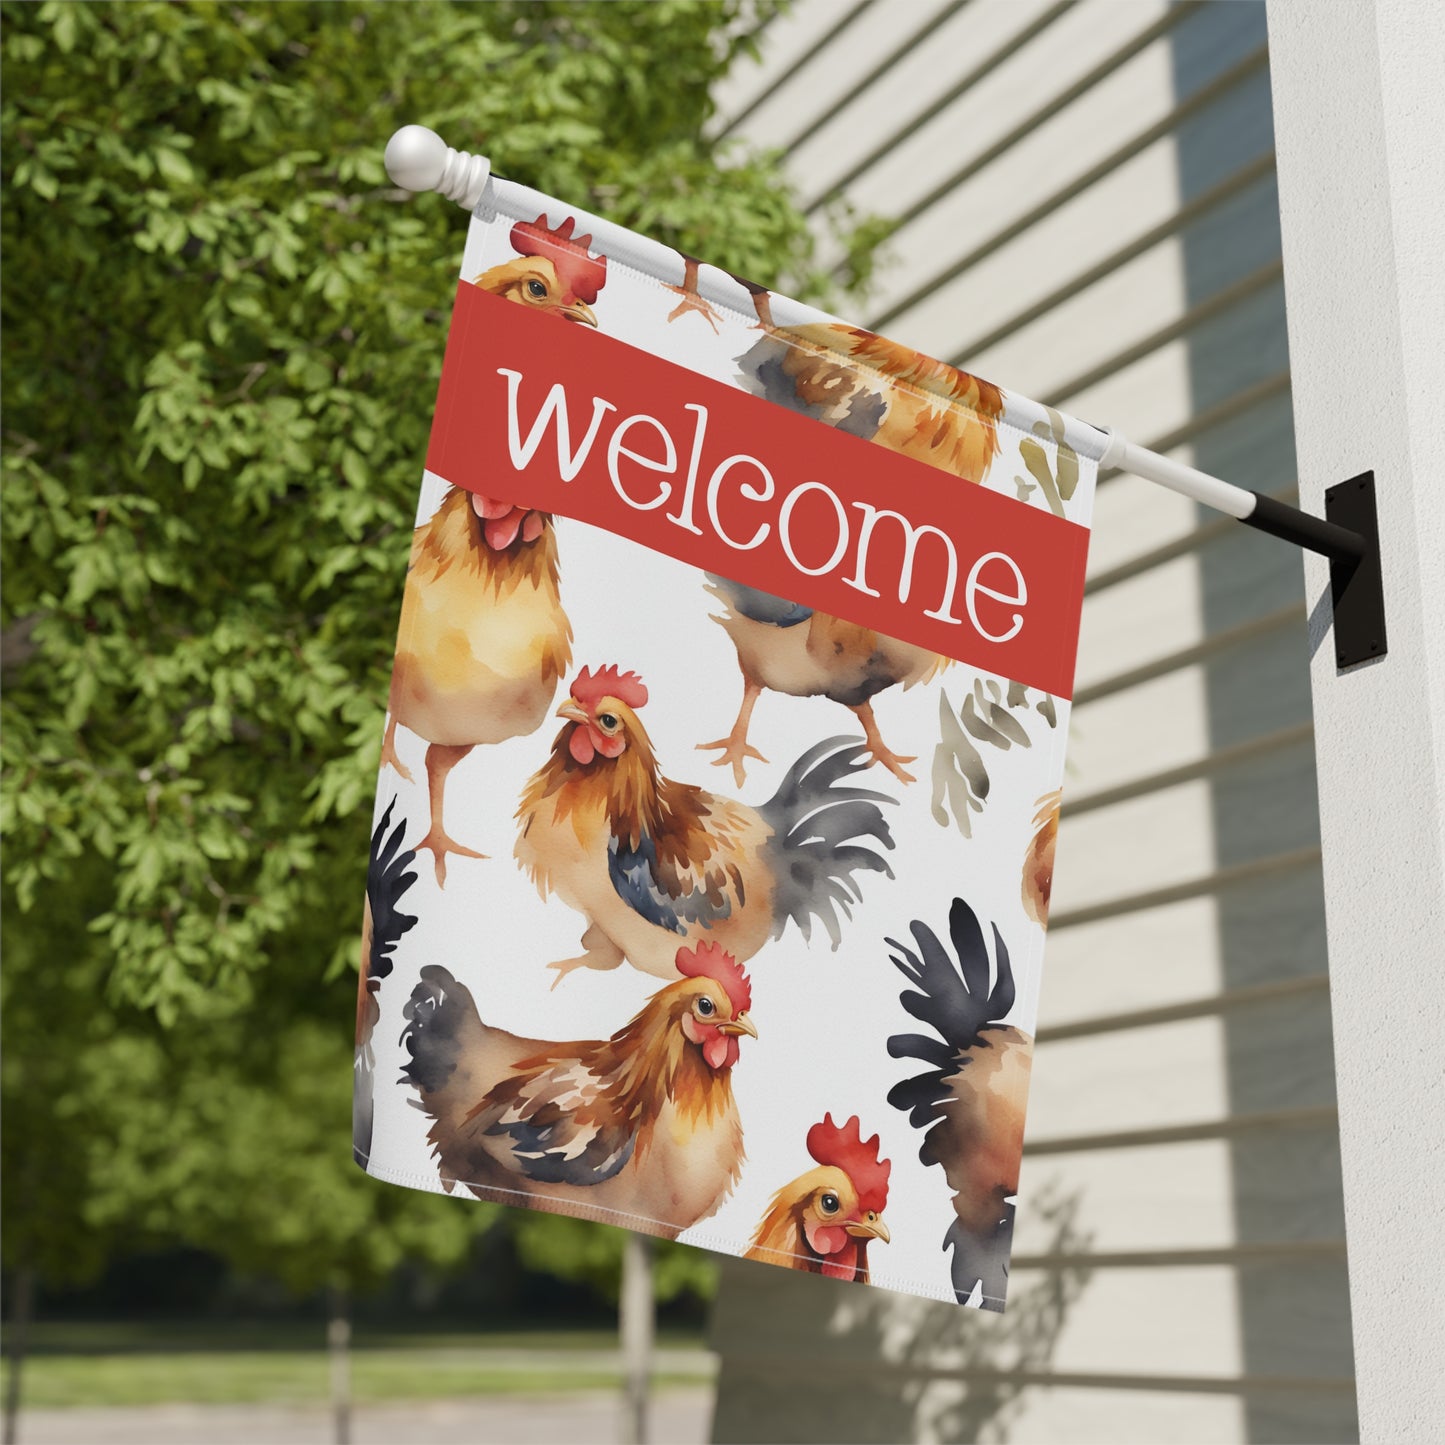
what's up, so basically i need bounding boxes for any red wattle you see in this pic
[471,493,517,520]
[484,511,524,550]
[704,1034,729,1070]
[569,727,595,765]
[468,493,540,551]
[804,1221,848,1258]
[820,1244,860,1281]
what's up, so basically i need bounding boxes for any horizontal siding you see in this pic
[707,3,1356,1442]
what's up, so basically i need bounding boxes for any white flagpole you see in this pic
[1099,427,1367,566]
[1099,428,1256,519]
[382,126,1380,641]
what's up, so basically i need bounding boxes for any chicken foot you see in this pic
[380,712,413,783]
[548,924,626,988]
[417,743,487,885]
[849,699,917,784]
[698,674,769,787]
[664,256,723,333]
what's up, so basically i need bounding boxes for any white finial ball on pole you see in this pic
[384,126,491,212]
[383,125,448,193]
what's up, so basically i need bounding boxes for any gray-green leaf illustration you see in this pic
[1013,406,1080,518]
[931,679,1057,836]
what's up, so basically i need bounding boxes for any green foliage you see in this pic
[511,1213,719,1306]
[0,846,484,1294]
[1,2,877,1303]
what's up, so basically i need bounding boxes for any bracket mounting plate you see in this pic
[1326,471,1386,668]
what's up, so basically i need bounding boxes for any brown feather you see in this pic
[355,896,377,1048]
[935,1027,1033,1236]
[1022,791,1061,925]
[774,322,1004,483]
[411,969,745,1230]
[389,490,570,748]
[517,710,755,901]
[469,986,733,1149]
[746,1187,819,1271]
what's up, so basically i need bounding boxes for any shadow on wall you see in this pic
[709,1183,1090,1445]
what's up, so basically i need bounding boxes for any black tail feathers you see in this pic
[760,737,897,948]
[885,898,1021,1313]
[366,797,419,986]
[886,896,1015,1084]
[399,965,478,1098]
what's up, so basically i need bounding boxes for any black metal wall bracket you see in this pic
[1323,472,1387,667]
[1243,470,1386,669]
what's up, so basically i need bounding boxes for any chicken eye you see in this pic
[820,1192,840,1215]
[695,997,716,1018]
[527,279,547,298]
[597,712,618,731]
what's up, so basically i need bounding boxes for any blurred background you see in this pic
[1,2,1356,1443]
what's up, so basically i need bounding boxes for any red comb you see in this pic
[807,1114,891,1213]
[675,942,752,1015]
[570,665,648,712]
[511,214,608,305]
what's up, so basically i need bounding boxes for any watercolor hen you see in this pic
[381,210,606,878]
[745,1114,892,1283]
[472,213,607,328]
[700,576,949,786]
[381,219,609,882]
[382,487,571,883]
[515,666,896,983]
[668,276,1004,787]
[887,897,1032,1312]
[401,942,756,1237]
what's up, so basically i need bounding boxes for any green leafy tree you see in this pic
[0,0,880,1350]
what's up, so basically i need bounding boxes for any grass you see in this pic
[0,1323,715,1410]
[15,1320,699,1356]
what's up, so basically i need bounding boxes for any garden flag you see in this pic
[355,174,1106,1313]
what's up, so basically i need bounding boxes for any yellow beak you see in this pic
[556,701,588,723]
[846,1216,890,1244]
[563,300,599,328]
[718,1013,758,1041]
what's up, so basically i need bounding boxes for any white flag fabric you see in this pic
[355,174,1106,1311]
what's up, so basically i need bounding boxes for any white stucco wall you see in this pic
[1267,2,1445,1440]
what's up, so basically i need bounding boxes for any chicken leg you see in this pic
[380,712,413,783]
[548,923,626,988]
[664,256,724,332]
[666,258,782,333]
[850,699,917,784]
[698,672,769,788]
[417,743,486,885]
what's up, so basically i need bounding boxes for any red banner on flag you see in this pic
[427,281,1091,698]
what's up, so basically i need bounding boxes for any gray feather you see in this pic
[760,737,897,948]
[399,965,475,1098]
[705,573,813,628]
